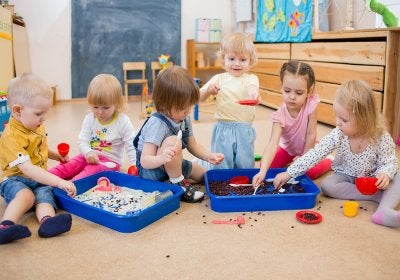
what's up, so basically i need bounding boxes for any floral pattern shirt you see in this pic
[287,127,398,179]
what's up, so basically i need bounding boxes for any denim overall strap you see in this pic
[152,113,189,149]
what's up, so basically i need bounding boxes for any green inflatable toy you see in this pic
[365,0,398,27]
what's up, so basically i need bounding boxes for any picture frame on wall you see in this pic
[255,0,313,43]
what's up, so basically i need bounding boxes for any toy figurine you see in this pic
[365,0,398,27]
[158,54,171,70]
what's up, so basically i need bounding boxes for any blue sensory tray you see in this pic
[53,171,183,233]
[205,168,320,212]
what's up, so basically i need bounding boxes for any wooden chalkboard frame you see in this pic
[72,0,181,98]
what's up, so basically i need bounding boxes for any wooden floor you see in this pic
[1,98,400,280]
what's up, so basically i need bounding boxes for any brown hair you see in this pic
[279,60,315,93]
[335,80,385,140]
[218,33,258,67]
[7,72,53,107]
[87,74,125,112]
[152,66,199,115]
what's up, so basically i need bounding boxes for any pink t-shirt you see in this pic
[271,94,319,156]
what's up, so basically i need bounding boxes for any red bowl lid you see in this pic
[296,210,322,224]
[229,176,250,185]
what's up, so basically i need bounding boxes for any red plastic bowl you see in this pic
[355,177,378,195]
[229,176,250,185]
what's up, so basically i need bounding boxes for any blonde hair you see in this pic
[87,74,125,112]
[335,80,385,141]
[7,73,53,107]
[218,33,258,67]
[152,66,199,115]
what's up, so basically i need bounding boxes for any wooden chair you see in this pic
[151,61,173,88]
[122,62,148,102]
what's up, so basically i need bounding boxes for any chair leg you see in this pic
[124,83,128,102]
[140,82,149,118]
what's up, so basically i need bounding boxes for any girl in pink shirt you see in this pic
[253,61,332,187]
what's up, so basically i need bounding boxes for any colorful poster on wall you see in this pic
[255,0,312,43]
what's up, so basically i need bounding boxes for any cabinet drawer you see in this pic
[255,44,290,59]
[291,41,386,66]
[252,59,286,75]
[309,61,384,91]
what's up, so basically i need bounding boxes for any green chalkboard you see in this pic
[72,0,181,98]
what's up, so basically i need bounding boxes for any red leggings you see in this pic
[270,147,332,180]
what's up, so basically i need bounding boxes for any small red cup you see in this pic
[57,142,70,164]
[355,177,378,195]
[128,165,138,176]
[57,142,70,156]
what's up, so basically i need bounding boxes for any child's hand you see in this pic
[160,146,177,163]
[207,153,224,165]
[57,179,77,197]
[59,154,69,164]
[252,171,266,187]
[85,151,99,164]
[207,84,220,96]
[273,172,291,189]
[376,173,390,190]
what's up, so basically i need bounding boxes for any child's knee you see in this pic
[15,189,35,206]
[162,135,180,147]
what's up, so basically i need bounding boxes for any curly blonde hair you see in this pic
[218,33,258,67]
[335,80,386,141]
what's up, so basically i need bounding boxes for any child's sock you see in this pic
[169,175,184,184]
[38,213,72,238]
[371,210,400,228]
[0,220,32,244]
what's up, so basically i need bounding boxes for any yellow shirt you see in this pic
[0,116,48,181]
[203,72,259,122]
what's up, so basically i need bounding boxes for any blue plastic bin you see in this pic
[205,168,320,212]
[53,171,184,233]
[0,96,11,133]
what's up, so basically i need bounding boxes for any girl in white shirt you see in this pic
[49,74,136,180]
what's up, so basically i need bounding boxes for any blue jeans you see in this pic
[0,176,57,209]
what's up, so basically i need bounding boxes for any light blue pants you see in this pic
[211,121,256,169]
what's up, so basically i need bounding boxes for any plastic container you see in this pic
[355,177,378,195]
[53,171,184,233]
[205,168,320,212]
[0,96,11,133]
[343,201,359,217]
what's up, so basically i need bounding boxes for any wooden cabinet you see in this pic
[251,28,400,140]
[186,39,224,85]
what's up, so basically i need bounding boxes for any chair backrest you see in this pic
[151,61,173,85]
[123,62,146,82]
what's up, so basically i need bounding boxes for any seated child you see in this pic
[48,74,137,180]
[0,73,76,245]
[134,66,224,203]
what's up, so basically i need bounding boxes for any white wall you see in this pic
[10,0,71,100]
[181,0,233,69]
[9,0,399,100]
